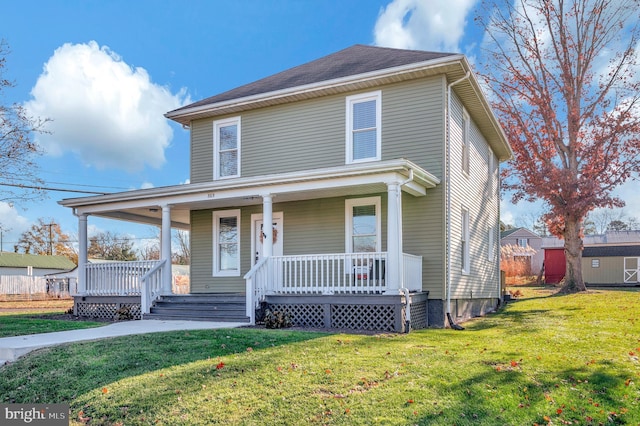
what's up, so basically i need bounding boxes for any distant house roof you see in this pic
[170,45,454,113]
[0,252,76,270]
[583,245,640,257]
[500,227,540,239]
[542,230,640,249]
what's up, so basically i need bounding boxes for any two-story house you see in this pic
[60,45,512,330]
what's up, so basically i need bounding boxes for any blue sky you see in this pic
[0,0,637,252]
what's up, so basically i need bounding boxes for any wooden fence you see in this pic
[0,275,70,301]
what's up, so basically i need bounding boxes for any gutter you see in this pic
[445,71,470,331]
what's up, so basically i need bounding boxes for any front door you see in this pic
[252,212,283,265]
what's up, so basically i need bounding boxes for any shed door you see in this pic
[624,257,639,283]
[544,248,566,284]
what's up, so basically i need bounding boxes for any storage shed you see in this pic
[582,245,640,286]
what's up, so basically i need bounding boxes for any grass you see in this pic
[1,288,639,425]
[0,301,103,338]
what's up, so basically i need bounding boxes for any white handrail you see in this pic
[244,257,269,325]
[141,259,167,315]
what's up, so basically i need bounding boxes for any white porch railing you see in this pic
[244,252,423,322]
[141,259,167,314]
[84,260,161,296]
[403,253,423,292]
[271,252,389,295]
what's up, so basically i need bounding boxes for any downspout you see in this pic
[445,71,470,331]
[399,170,414,333]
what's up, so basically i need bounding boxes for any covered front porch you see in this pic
[61,159,439,330]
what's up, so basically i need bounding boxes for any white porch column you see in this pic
[386,182,402,293]
[262,194,273,257]
[161,204,173,295]
[77,213,88,295]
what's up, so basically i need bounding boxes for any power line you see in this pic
[0,182,110,195]
[7,176,130,191]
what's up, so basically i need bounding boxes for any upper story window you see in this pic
[345,197,381,253]
[346,91,381,164]
[488,148,495,198]
[462,109,470,175]
[214,117,241,179]
[517,238,529,248]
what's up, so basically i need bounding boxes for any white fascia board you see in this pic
[165,55,465,122]
[456,57,513,161]
[62,160,440,215]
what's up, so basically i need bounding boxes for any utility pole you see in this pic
[46,223,54,255]
[0,223,11,252]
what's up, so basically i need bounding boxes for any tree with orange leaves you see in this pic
[477,0,640,292]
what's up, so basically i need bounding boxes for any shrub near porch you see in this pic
[0,288,638,425]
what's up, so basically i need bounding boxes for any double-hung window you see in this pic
[345,197,381,253]
[462,110,470,175]
[213,210,240,276]
[461,207,470,274]
[214,117,240,179]
[346,91,381,164]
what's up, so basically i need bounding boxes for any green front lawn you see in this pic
[1,288,639,425]
[0,306,103,338]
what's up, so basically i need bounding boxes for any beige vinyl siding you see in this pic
[242,97,345,176]
[190,195,389,293]
[449,93,500,299]
[191,118,214,184]
[188,76,450,296]
[403,193,445,298]
[382,76,445,175]
[190,76,446,182]
[583,256,631,285]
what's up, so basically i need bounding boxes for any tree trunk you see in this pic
[561,218,587,293]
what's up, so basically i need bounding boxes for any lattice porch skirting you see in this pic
[73,296,142,320]
[265,292,428,332]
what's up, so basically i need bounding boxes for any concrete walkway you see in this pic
[0,320,247,365]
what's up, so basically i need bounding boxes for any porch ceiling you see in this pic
[59,159,440,229]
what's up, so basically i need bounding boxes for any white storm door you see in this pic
[252,213,283,265]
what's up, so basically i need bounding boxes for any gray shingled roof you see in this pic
[582,245,640,257]
[168,44,455,114]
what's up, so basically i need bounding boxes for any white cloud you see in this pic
[140,182,155,190]
[0,202,31,251]
[25,41,189,172]
[374,0,478,52]
[613,179,640,219]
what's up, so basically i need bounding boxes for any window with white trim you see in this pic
[461,208,470,274]
[213,210,240,276]
[345,197,381,253]
[488,225,495,261]
[591,259,600,268]
[517,238,528,248]
[214,117,240,179]
[488,149,494,198]
[462,109,470,175]
[346,91,381,164]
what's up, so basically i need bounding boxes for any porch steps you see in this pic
[144,294,249,322]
